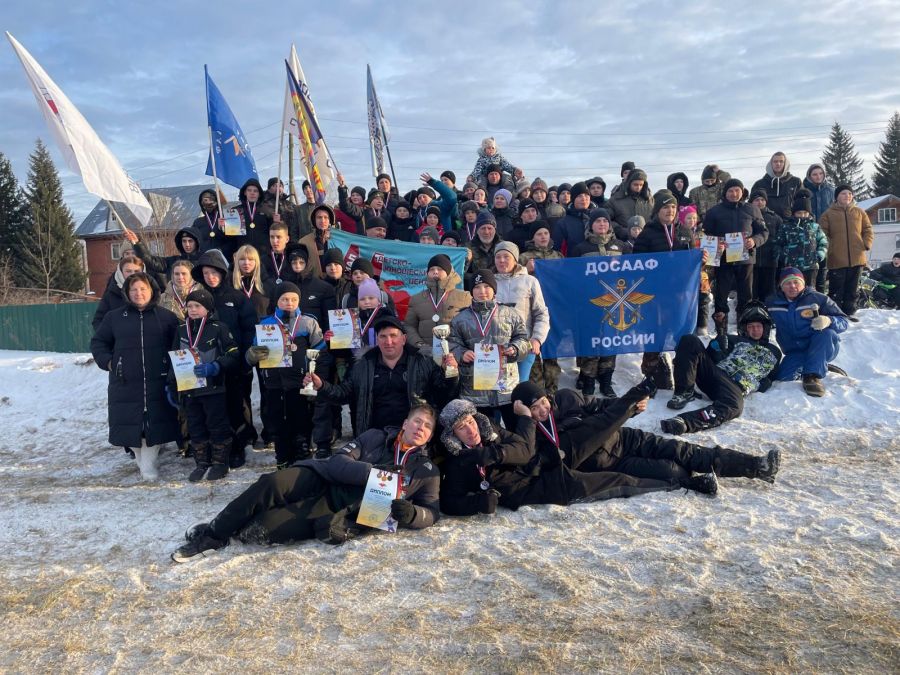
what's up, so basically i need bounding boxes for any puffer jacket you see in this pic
[494,265,550,344]
[470,150,520,185]
[255,309,326,390]
[404,270,472,357]
[570,232,632,258]
[818,202,874,269]
[632,219,694,254]
[751,155,803,218]
[706,333,782,395]
[170,315,240,398]
[448,300,529,407]
[701,198,769,265]
[191,250,257,353]
[552,204,592,253]
[606,169,655,232]
[772,217,828,271]
[766,287,848,356]
[803,165,834,221]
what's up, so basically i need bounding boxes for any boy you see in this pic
[262,221,291,286]
[169,288,240,481]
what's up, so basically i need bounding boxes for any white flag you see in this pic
[367,64,390,179]
[6,32,154,228]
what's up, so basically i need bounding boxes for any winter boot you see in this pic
[596,371,617,398]
[684,472,718,496]
[755,449,781,483]
[314,509,361,545]
[802,374,825,397]
[713,311,727,336]
[135,442,160,481]
[667,389,698,410]
[188,442,211,483]
[576,373,596,399]
[652,353,674,391]
[660,416,688,435]
[206,443,229,481]
[710,445,763,478]
[171,533,228,563]
[185,522,212,542]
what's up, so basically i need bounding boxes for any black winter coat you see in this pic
[92,274,126,331]
[204,283,257,354]
[90,297,180,448]
[169,317,240,398]
[754,208,783,268]
[751,173,802,219]
[133,226,203,289]
[632,219,694,254]
[552,205,592,253]
[702,200,769,266]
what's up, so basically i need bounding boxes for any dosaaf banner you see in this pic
[328,230,467,319]
[534,250,702,357]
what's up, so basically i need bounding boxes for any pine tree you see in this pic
[871,112,900,197]
[16,139,85,294]
[821,122,869,198]
[0,152,27,260]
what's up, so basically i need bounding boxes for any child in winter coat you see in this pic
[245,282,326,467]
[679,206,712,335]
[169,288,240,482]
[468,137,522,186]
[772,189,828,287]
[352,278,397,360]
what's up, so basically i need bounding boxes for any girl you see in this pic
[160,260,200,321]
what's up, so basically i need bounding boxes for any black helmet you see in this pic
[738,301,773,340]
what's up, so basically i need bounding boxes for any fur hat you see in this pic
[439,399,498,456]
[620,161,636,176]
[701,164,719,181]
[184,288,215,314]
[515,178,531,195]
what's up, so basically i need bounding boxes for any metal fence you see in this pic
[0,303,97,353]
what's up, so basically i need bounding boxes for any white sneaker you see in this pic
[136,442,160,481]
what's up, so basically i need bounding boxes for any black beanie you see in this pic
[486,163,502,176]
[426,205,442,218]
[701,165,719,181]
[185,288,215,315]
[427,254,453,275]
[749,188,768,203]
[518,198,539,215]
[366,216,388,231]
[621,161,636,176]
[570,182,590,201]
[274,281,302,304]
[351,258,375,277]
[529,219,551,238]
[367,189,385,204]
[323,248,344,267]
[511,381,546,408]
[722,178,744,193]
[792,188,813,214]
[441,230,462,245]
[287,244,309,262]
[440,170,456,184]
[834,184,853,200]
[652,190,678,216]
[469,269,497,294]
[267,177,282,189]
[351,186,366,199]
[417,186,436,199]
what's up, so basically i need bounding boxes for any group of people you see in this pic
[83,139,888,561]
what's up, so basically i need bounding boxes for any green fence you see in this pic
[0,303,97,353]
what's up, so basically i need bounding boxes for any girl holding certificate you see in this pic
[448,269,529,430]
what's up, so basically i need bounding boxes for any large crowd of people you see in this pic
[84,140,894,562]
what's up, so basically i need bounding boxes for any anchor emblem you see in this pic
[590,277,655,331]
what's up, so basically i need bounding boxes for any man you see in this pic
[297,203,333,279]
[552,181,594,253]
[818,185,873,320]
[513,381,780,492]
[688,165,723,223]
[765,267,848,397]
[660,302,782,434]
[505,198,541,250]
[608,161,636,200]
[666,172,692,206]
[749,189,783,302]
[751,152,802,218]
[305,316,459,435]
[606,168,655,239]
[868,252,900,308]
[530,177,566,224]
[171,405,441,562]
[375,173,401,214]
[365,216,388,239]
[404,254,471,357]
[586,176,607,207]
[702,178,769,332]
[192,188,226,254]
[261,221,291,286]
[419,172,459,234]
[260,178,301,240]
[294,180,316,238]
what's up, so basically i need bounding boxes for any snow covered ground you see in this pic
[0,310,897,672]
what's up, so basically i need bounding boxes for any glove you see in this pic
[811,315,832,331]
[165,385,179,409]
[193,361,221,378]
[757,377,773,393]
[246,345,270,365]
[632,376,658,400]
[390,499,416,526]
[478,489,500,514]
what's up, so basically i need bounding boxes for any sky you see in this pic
[2,0,900,225]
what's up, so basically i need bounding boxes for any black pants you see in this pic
[672,335,744,433]
[263,388,314,465]
[828,265,863,315]
[310,352,335,449]
[209,467,335,544]
[253,366,271,443]
[714,263,753,319]
[184,392,231,445]
[226,370,256,452]
[697,291,711,330]
[753,265,777,303]
[815,263,828,293]
[477,404,517,432]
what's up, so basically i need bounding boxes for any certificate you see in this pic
[168,349,206,392]
[356,468,400,532]
[473,341,503,391]
[223,204,246,236]
[328,309,361,349]
[255,324,291,368]
[700,235,720,267]
[725,232,748,263]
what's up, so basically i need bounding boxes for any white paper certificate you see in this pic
[169,349,206,392]
[255,324,291,368]
[473,341,502,391]
[328,309,361,349]
[223,205,246,236]
[700,235,720,267]
[356,468,400,532]
[725,232,748,263]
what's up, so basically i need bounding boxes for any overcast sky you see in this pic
[3,0,900,223]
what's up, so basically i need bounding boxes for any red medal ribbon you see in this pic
[275,312,303,341]
[246,201,257,223]
[471,305,498,339]
[537,413,560,448]
[204,210,221,233]
[185,316,207,351]
[240,277,254,300]
[270,251,286,280]
[172,284,189,312]
[361,306,381,336]
[663,222,676,250]
[429,289,449,316]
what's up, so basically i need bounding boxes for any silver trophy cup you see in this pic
[432,325,458,378]
[302,349,321,397]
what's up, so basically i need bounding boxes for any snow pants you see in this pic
[776,329,840,381]
[672,334,744,433]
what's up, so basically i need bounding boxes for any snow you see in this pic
[0,310,897,671]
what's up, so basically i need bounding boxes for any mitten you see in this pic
[246,345,270,365]
[390,499,416,526]
[478,489,500,514]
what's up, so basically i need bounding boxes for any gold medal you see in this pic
[250,223,256,229]
[209,231,216,238]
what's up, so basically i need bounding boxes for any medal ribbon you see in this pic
[537,413,560,448]
[471,305,497,339]
[663,222,676,250]
[271,251,286,280]
[240,277,254,300]
[429,289,449,316]
[245,201,257,223]
[204,210,220,233]
[477,465,489,490]
[172,283,188,312]
[185,316,207,351]
[466,222,476,241]
[361,306,380,337]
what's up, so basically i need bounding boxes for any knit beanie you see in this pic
[274,281,302,304]
[493,188,513,206]
[570,182,590,201]
[460,200,481,214]
[511,381,546,408]
[518,198,538,215]
[323,248,344,267]
[418,226,441,242]
[476,211,497,229]
[366,216,388,231]
[417,186,436,199]
[351,257,375,277]
[440,170,456,184]
[185,288,215,314]
[779,267,806,288]
[427,254,453,275]
[722,178,744,193]
[791,188,813,215]
[652,190,678,217]
[589,208,612,226]
[531,178,549,192]
[749,188,768,203]
[357,278,381,300]
[469,269,497,294]
[425,205,442,218]
[529,219,551,238]
[441,230,462,245]
[351,186,366,199]
[494,241,521,260]
[627,215,646,230]
[834,184,853,200]
[621,161,636,176]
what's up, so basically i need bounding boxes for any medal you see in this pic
[428,289,449,325]
[275,278,282,285]
[290,344,297,352]
[209,231,216,238]
[432,313,440,322]
[472,305,497,339]
[480,480,490,491]
[249,223,256,229]
[478,465,489,491]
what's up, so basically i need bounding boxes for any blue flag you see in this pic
[204,65,258,188]
[534,250,702,357]
[328,230,467,320]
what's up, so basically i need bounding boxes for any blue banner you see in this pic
[204,65,258,189]
[534,250,702,357]
[328,230,467,320]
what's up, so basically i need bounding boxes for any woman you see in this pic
[92,255,145,331]
[232,245,269,320]
[493,242,550,383]
[90,272,180,481]
[159,260,200,321]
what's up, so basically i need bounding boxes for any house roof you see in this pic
[857,194,899,211]
[75,184,215,238]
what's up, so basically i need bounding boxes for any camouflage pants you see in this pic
[529,356,561,396]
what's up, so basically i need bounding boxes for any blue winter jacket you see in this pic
[803,177,834,222]
[765,288,848,354]
[426,178,459,232]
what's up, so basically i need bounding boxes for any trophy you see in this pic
[432,325,458,378]
[302,349,321,396]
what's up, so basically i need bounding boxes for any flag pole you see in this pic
[382,119,399,194]
[288,134,297,203]
[275,82,288,216]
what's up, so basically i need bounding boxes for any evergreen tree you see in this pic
[0,151,27,260]
[16,139,85,293]
[871,112,900,197]
[821,122,869,198]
